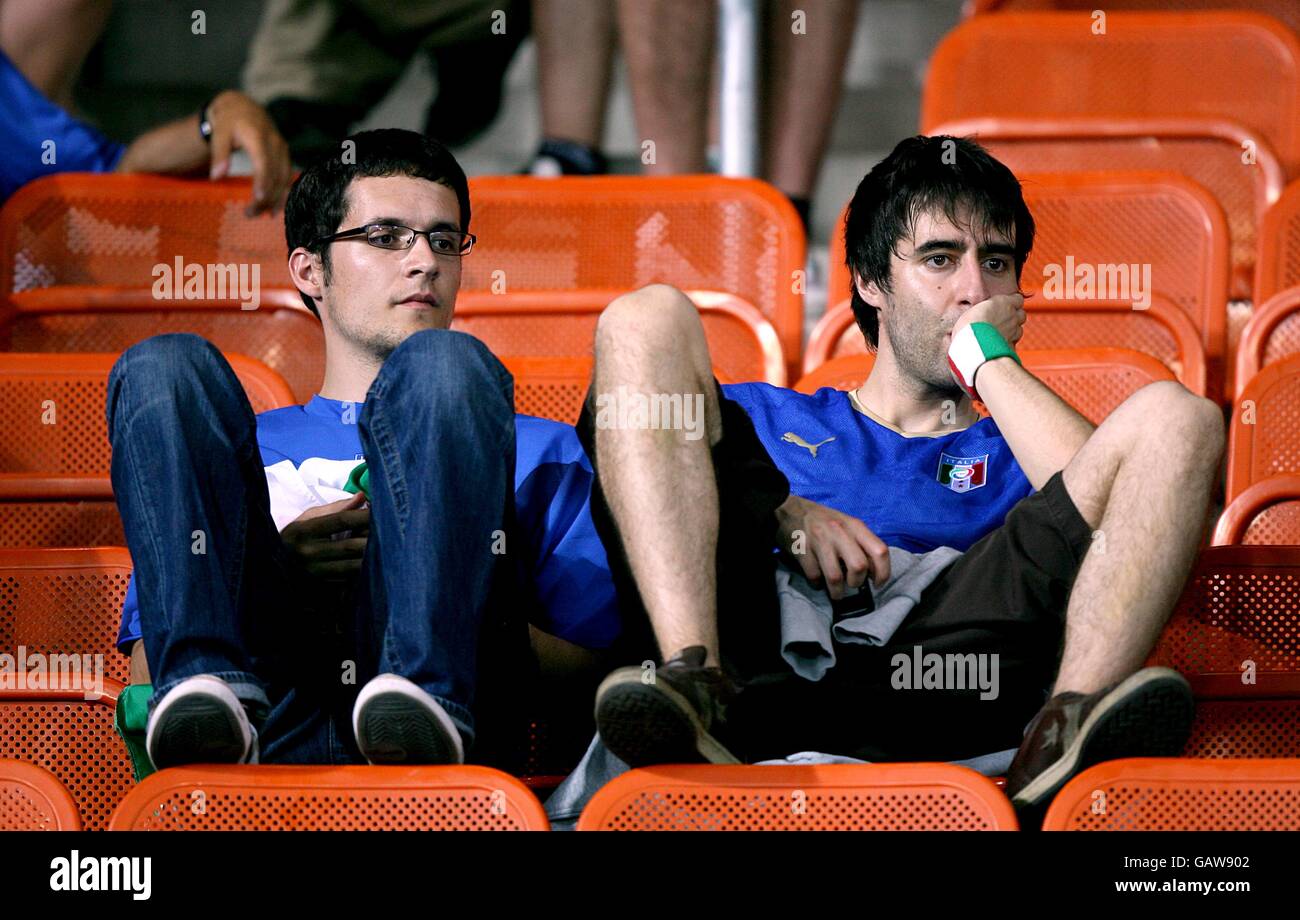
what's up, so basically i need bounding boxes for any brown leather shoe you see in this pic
[1006,667,1194,821]
[594,646,742,766]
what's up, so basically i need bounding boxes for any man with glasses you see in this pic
[110,129,619,768]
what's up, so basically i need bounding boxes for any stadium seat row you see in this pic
[5,756,1300,831]
[7,168,1300,402]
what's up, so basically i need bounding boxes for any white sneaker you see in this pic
[352,674,465,765]
[146,674,259,768]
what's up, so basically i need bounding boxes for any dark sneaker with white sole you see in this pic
[594,646,742,766]
[1006,667,1194,823]
[352,674,465,765]
[146,674,259,768]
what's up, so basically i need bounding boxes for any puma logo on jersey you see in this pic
[782,432,836,458]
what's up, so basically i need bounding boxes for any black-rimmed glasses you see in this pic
[314,223,476,255]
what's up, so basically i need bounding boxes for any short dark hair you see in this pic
[843,135,1034,350]
[284,129,471,317]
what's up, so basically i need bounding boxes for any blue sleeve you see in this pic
[514,418,620,650]
[0,49,126,202]
[117,572,141,655]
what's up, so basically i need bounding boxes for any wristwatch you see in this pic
[198,96,217,143]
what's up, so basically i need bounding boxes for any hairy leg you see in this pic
[1053,381,1225,694]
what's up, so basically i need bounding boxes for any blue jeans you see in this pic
[107,329,532,764]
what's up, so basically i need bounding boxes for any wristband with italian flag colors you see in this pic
[947,322,1021,401]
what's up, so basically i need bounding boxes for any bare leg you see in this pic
[762,0,858,201]
[616,0,715,174]
[0,0,112,108]
[1053,381,1225,694]
[592,284,724,664]
[533,0,616,148]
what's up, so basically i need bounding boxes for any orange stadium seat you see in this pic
[500,355,734,425]
[1214,476,1300,547]
[1225,353,1300,502]
[0,760,83,830]
[1256,179,1300,303]
[456,289,785,385]
[501,356,592,424]
[921,12,1300,179]
[1236,285,1300,397]
[827,172,1230,396]
[0,288,325,404]
[0,547,135,830]
[805,294,1205,395]
[1042,758,1300,830]
[964,0,1300,41]
[1150,545,1300,757]
[0,352,296,548]
[108,765,550,830]
[575,763,1017,831]
[461,176,806,371]
[0,174,289,294]
[795,348,1176,427]
[924,117,1284,300]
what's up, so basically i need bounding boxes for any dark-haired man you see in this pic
[112,129,618,768]
[577,135,1223,817]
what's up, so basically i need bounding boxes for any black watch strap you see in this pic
[198,95,218,143]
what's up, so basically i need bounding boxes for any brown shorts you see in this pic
[576,382,1092,763]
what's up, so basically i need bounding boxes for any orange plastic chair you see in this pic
[0,760,83,830]
[461,176,806,373]
[1256,179,1300,303]
[926,117,1284,300]
[1,288,325,404]
[500,355,733,425]
[1225,353,1300,501]
[827,172,1230,395]
[109,765,550,830]
[0,352,296,548]
[795,348,1176,426]
[1149,545,1300,757]
[500,356,592,424]
[1213,476,1300,547]
[1042,758,1300,830]
[1235,285,1300,398]
[456,289,785,385]
[0,547,136,830]
[965,0,1300,41]
[921,12,1300,178]
[575,763,1017,831]
[805,294,1205,395]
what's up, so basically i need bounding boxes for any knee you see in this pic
[113,333,219,382]
[1128,381,1225,466]
[374,329,510,403]
[109,333,236,407]
[595,284,701,352]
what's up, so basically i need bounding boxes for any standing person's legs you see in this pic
[761,0,858,229]
[616,0,715,174]
[107,333,327,766]
[530,0,616,174]
[351,329,533,765]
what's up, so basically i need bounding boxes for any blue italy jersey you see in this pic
[117,396,619,653]
[0,49,126,203]
[722,382,1034,553]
